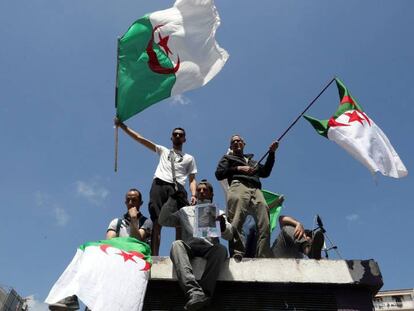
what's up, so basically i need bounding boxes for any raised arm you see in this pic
[278,215,305,240]
[114,118,157,152]
[258,141,278,178]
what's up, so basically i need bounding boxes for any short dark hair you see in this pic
[198,179,214,198]
[127,188,143,203]
[172,127,186,136]
[229,134,244,145]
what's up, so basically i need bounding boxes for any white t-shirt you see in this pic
[154,144,197,186]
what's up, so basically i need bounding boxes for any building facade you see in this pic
[374,289,414,311]
[0,286,28,311]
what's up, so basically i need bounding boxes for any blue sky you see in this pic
[1,1,413,309]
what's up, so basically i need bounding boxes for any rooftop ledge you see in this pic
[150,257,383,293]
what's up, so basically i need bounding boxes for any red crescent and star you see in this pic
[146,24,180,74]
[99,244,151,271]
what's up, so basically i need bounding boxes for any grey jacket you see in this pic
[159,197,233,247]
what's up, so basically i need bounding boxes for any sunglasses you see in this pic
[231,139,243,144]
[172,132,185,138]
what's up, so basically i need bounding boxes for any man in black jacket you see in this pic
[215,135,278,260]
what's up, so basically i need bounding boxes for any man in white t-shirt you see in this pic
[115,119,197,255]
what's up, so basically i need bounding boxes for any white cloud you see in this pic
[34,191,50,208]
[54,207,69,226]
[346,213,360,222]
[34,191,70,227]
[26,295,49,311]
[76,180,109,205]
[170,94,191,106]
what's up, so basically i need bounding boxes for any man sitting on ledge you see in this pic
[272,214,324,260]
[159,179,232,311]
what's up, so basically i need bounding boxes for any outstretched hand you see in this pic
[190,196,197,205]
[114,117,125,128]
[237,165,257,175]
[294,222,305,240]
[269,140,279,152]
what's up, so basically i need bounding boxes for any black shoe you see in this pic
[233,253,243,263]
[309,230,324,260]
[49,295,80,310]
[184,293,210,311]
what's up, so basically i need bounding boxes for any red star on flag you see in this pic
[158,32,172,56]
[344,111,366,126]
[117,250,137,263]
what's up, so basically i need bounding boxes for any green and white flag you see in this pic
[46,237,152,311]
[116,0,229,121]
[304,78,407,178]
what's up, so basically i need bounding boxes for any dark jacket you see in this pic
[215,151,275,189]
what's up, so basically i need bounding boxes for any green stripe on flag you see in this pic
[116,15,176,122]
[262,189,283,232]
[80,237,152,264]
[333,78,364,118]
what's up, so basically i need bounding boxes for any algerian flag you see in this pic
[116,0,229,122]
[46,237,152,311]
[304,78,407,178]
[262,190,283,232]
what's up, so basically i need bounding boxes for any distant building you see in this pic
[374,289,414,311]
[0,286,28,311]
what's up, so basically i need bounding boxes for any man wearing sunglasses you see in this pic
[115,119,197,256]
[215,135,278,260]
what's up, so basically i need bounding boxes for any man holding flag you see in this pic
[215,135,278,260]
[116,120,197,256]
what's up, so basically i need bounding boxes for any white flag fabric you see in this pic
[45,238,152,311]
[304,78,407,179]
[149,0,229,96]
[328,110,407,178]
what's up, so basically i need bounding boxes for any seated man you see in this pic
[49,188,152,311]
[158,180,232,311]
[272,215,324,259]
[106,188,152,242]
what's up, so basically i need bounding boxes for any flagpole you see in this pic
[114,125,119,172]
[114,37,121,172]
[256,77,336,165]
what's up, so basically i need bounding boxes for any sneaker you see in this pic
[49,295,80,310]
[184,293,211,311]
[308,229,324,260]
[233,253,243,263]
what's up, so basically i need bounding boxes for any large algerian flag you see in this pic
[262,190,283,232]
[46,237,152,311]
[304,78,407,178]
[116,0,229,122]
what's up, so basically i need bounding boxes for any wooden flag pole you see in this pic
[114,125,119,172]
[255,77,337,165]
[114,37,121,172]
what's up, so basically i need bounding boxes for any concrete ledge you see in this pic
[150,256,383,292]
